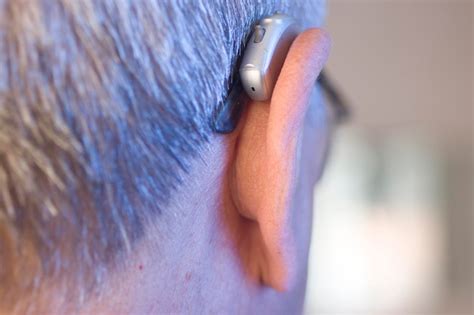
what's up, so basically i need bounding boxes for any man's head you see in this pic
[0,0,330,313]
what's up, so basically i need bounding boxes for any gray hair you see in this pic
[0,0,325,312]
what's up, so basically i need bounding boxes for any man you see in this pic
[0,1,331,313]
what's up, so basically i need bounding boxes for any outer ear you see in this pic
[231,29,330,291]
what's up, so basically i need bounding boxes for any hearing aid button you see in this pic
[253,25,266,43]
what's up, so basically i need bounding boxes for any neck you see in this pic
[83,135,239,312]
[83,133,305,313]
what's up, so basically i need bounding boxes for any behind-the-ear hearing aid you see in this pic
[240,13,300,101]
[211,13,300,133]
[211,13,348,133]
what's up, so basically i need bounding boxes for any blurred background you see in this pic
[304,1,473,314]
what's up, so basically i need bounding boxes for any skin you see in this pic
[83,28,332,314]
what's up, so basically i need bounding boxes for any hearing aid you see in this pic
[212,14,347,133]
[239,13,300,101]
[212,13,301,133]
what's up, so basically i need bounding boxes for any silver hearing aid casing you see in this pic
[239,14,300,101]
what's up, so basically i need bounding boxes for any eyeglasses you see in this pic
[317,71,350,124]
[211,70,350,134]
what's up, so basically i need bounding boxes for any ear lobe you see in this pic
[231,29,331,291]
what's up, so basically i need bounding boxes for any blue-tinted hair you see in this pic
[0,0,325,312]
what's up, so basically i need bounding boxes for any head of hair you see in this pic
[0,0,325,312]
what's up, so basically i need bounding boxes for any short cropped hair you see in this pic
[0,0,325,312]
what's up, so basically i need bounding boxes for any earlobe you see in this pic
[230,29,331,291]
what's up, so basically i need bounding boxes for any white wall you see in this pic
[305,1,473,314]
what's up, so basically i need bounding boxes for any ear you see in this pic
[230,29,330,291]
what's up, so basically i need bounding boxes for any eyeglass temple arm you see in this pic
[317,70,350,123]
